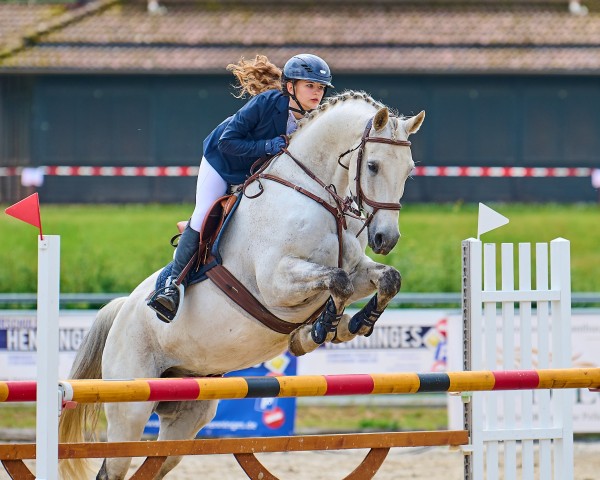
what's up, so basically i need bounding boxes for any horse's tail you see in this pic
[58,296,127,480]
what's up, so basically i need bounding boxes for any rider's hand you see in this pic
[265,136,287,156]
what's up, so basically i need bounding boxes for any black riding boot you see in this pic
[149,225,200,322]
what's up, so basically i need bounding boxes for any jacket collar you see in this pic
[272,93,290,135]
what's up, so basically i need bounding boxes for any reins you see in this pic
[242,115,412,267]
[243,149,351,268]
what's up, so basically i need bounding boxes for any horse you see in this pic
[58,91,425,479]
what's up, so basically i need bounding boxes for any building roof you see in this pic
[2,0,600,74]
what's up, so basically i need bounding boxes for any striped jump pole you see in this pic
[1,368,600,404]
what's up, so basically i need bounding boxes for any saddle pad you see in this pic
[155,262,173,290]
[154,258,218,292]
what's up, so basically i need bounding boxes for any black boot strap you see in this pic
[319,297,343,332]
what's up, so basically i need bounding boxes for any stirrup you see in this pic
[146,283,185,324]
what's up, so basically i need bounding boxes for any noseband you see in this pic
[335,117,411,235]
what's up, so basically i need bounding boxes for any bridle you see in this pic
[338,117,411,234]
[242,115,412,266]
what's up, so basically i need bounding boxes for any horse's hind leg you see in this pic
[99,324,160,480]
[97,402,155,480]
[149,399,219,479]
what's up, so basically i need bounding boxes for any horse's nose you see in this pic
[371,230,400,255]
[374,233,384,251]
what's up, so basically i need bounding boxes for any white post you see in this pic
[550,238,573,479]
[483,243,498,480]
[500,243,517,477]
[518,243,535,479]
[36,235,60,480]
[462,238,482,480]
[536,242,552,479]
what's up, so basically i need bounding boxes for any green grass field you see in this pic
[0,202,598,434]
[0,203,598,296]
[0,403,447,433]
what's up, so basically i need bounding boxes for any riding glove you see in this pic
[264,136,286,156]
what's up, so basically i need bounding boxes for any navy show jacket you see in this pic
[202,89,289,185]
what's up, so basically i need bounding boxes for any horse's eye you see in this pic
[367,161,379,174]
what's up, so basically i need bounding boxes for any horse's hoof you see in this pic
[331,314,356,343]
[354,324,373,336]
[288,325,320,357]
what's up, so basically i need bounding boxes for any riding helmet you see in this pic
[283,54,334,87]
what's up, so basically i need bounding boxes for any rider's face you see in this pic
[287,80,326,117]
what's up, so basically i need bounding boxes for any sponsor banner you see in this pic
[0,310,296,437]
[297,309,449,375]
[0,309,450,380]
[0,311,92,380]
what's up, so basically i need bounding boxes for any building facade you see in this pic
[1,0,599,203]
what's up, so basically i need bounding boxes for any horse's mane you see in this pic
[292,90,400,137]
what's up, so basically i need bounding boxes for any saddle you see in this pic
[155,191,323,334]
[179,194,238,269]
[147,194,239,323]
[156,194,239,294]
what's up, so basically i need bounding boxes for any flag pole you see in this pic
[5,194,59,479]
[36,235,60,480]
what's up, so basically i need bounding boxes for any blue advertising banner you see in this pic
[144,352,297,437]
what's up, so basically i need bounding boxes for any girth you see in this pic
[205,263,324,335]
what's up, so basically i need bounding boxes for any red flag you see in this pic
[5,193,43,238]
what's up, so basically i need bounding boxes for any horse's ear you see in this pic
[373,107,389,132]
[404,110,426,135]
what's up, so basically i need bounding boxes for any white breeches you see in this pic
[189,159,228,232]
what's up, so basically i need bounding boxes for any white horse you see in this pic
[59,91,425,479]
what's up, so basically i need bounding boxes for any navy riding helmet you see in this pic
[283,54,333,114]
[283,53,334,88]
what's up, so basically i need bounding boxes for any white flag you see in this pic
[477,202,509,239]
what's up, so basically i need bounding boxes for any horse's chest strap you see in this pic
[205,264,324,334]
[258,173,346,268]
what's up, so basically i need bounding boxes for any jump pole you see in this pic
[2,368,600,404]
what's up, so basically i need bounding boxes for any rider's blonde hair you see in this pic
[227,55,283,98]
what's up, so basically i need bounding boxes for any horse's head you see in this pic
[351,106,425,255]
[287,92,424,255]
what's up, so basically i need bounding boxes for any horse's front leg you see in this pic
[259,257,354,356]
[334,256,402,343]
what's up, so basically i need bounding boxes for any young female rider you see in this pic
[148,53,334,322]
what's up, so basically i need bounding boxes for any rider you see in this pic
[148,53,334,322]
